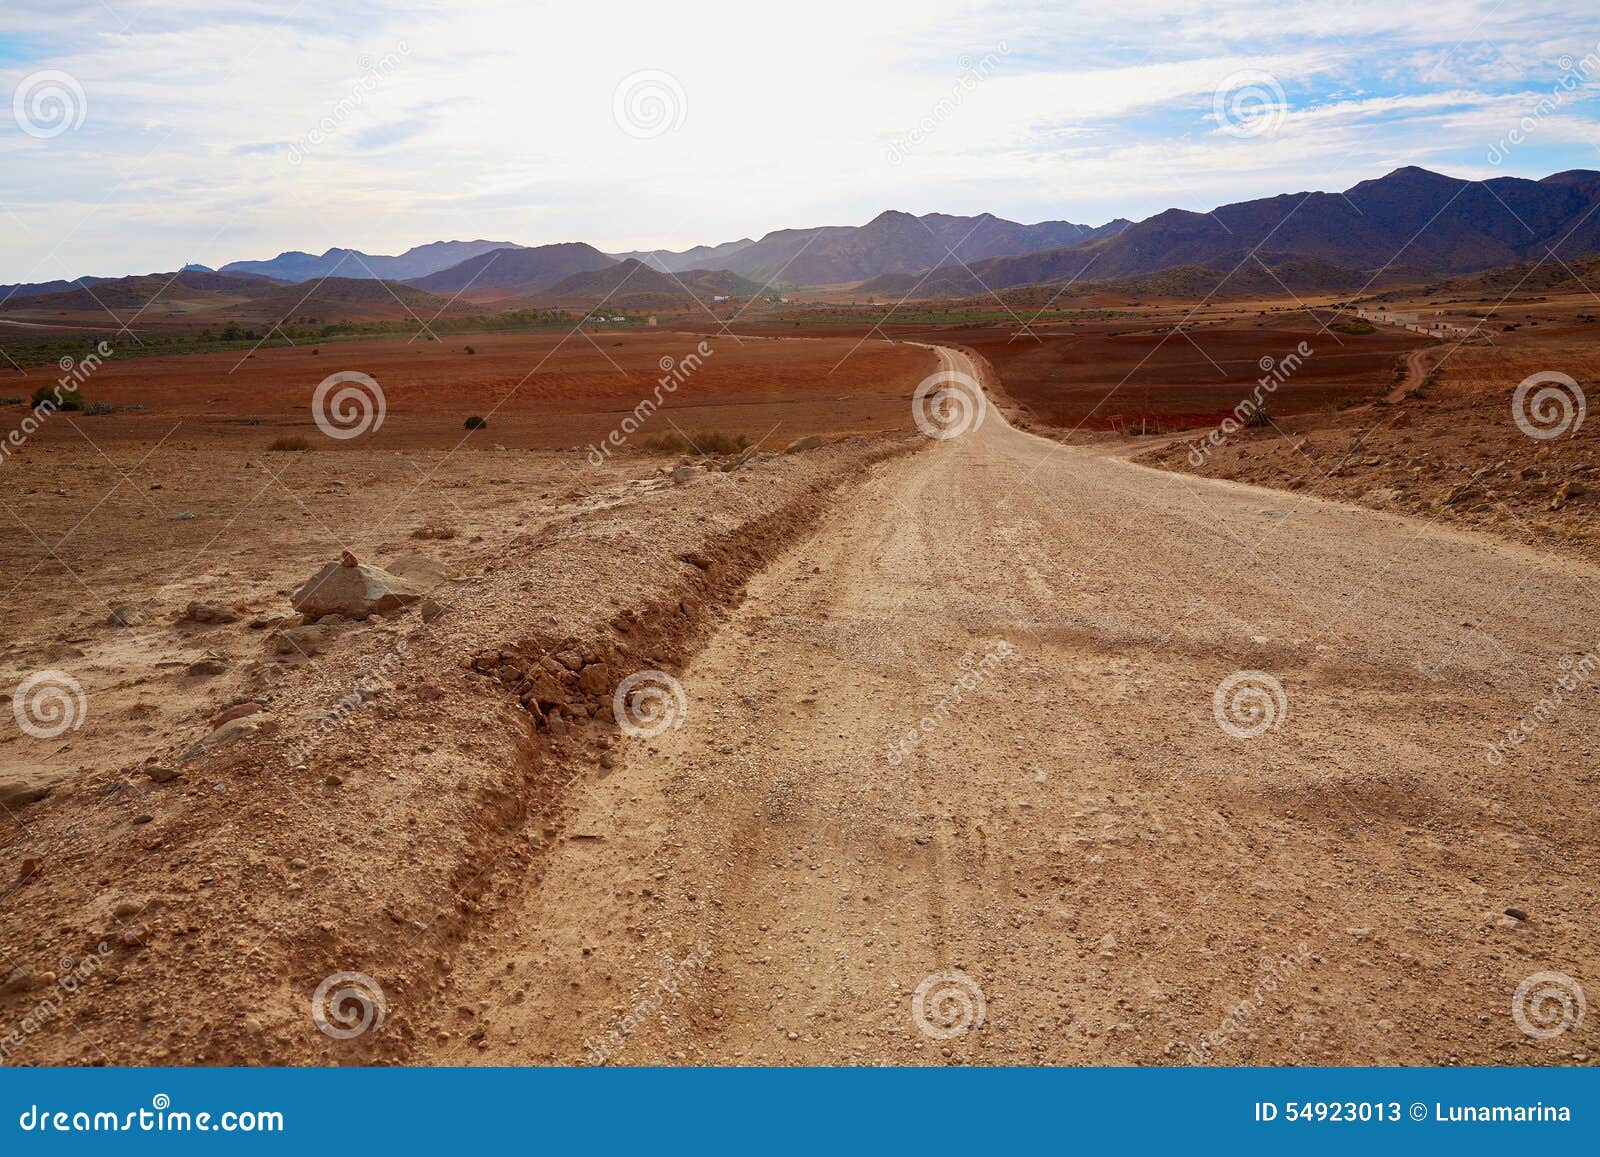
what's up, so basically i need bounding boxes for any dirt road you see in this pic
[445,345,1598,1066]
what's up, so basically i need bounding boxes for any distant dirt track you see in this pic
[440,344,1599,1066]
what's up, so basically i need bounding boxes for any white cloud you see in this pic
[2,0,1599,279]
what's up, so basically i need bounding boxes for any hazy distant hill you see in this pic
[0,275,115,303]
[542,259,765,302]
[405,243,618,294]
[0,269,282,312]
[220,240,523,283]
[618,211,1130,285]
[859,167,1600,297]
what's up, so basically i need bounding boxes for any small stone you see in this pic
[131,813,153,825]
[340,550,359,568]
[108,604,148,627]
[183,601,240,624]
[599,751,615,770]
[420,599,445,623]
[210,702,263,729]
[1505,906,1528,921]
[324,773,344,787]
[0,782,51,810]
[784,435,824,453]
[417,682,444,702]
[145,765,180,783]
[187,655,230,676]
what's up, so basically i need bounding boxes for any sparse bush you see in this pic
[1243,404,1271,428]
[465,345,476,355]
[0,396,22,405]
[411,525,458,540]
[33,383,82,411]
[84,401,114,415]
[641,430,747,455]
[1330,319,1376,335]
[267,435,312,451]
[463,415,487,430]
[245,416,263,426]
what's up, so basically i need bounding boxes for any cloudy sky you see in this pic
[3,0,1600,281]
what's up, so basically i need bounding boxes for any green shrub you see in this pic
[33,383,82,411]
[84,401,114,415]
[267,435,312,451]
[464,415,487,430]
[1330,319,1376,335]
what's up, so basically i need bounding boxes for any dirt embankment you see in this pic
[0,433,916,1065]
[1138,335,1600,563]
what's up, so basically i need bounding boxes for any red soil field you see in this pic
[7,329,934,453]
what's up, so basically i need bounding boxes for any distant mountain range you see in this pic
[218,240,523,283]
[543,259,766,303]
[612,211,1131,284]
[10,168,1600,311]
[0,269,467,320]
[858,167,1600,297]
[405,243,617,294]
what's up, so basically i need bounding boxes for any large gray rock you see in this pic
[291,554,428,621]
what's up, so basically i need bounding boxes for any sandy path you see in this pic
[448,345,1598,1066]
